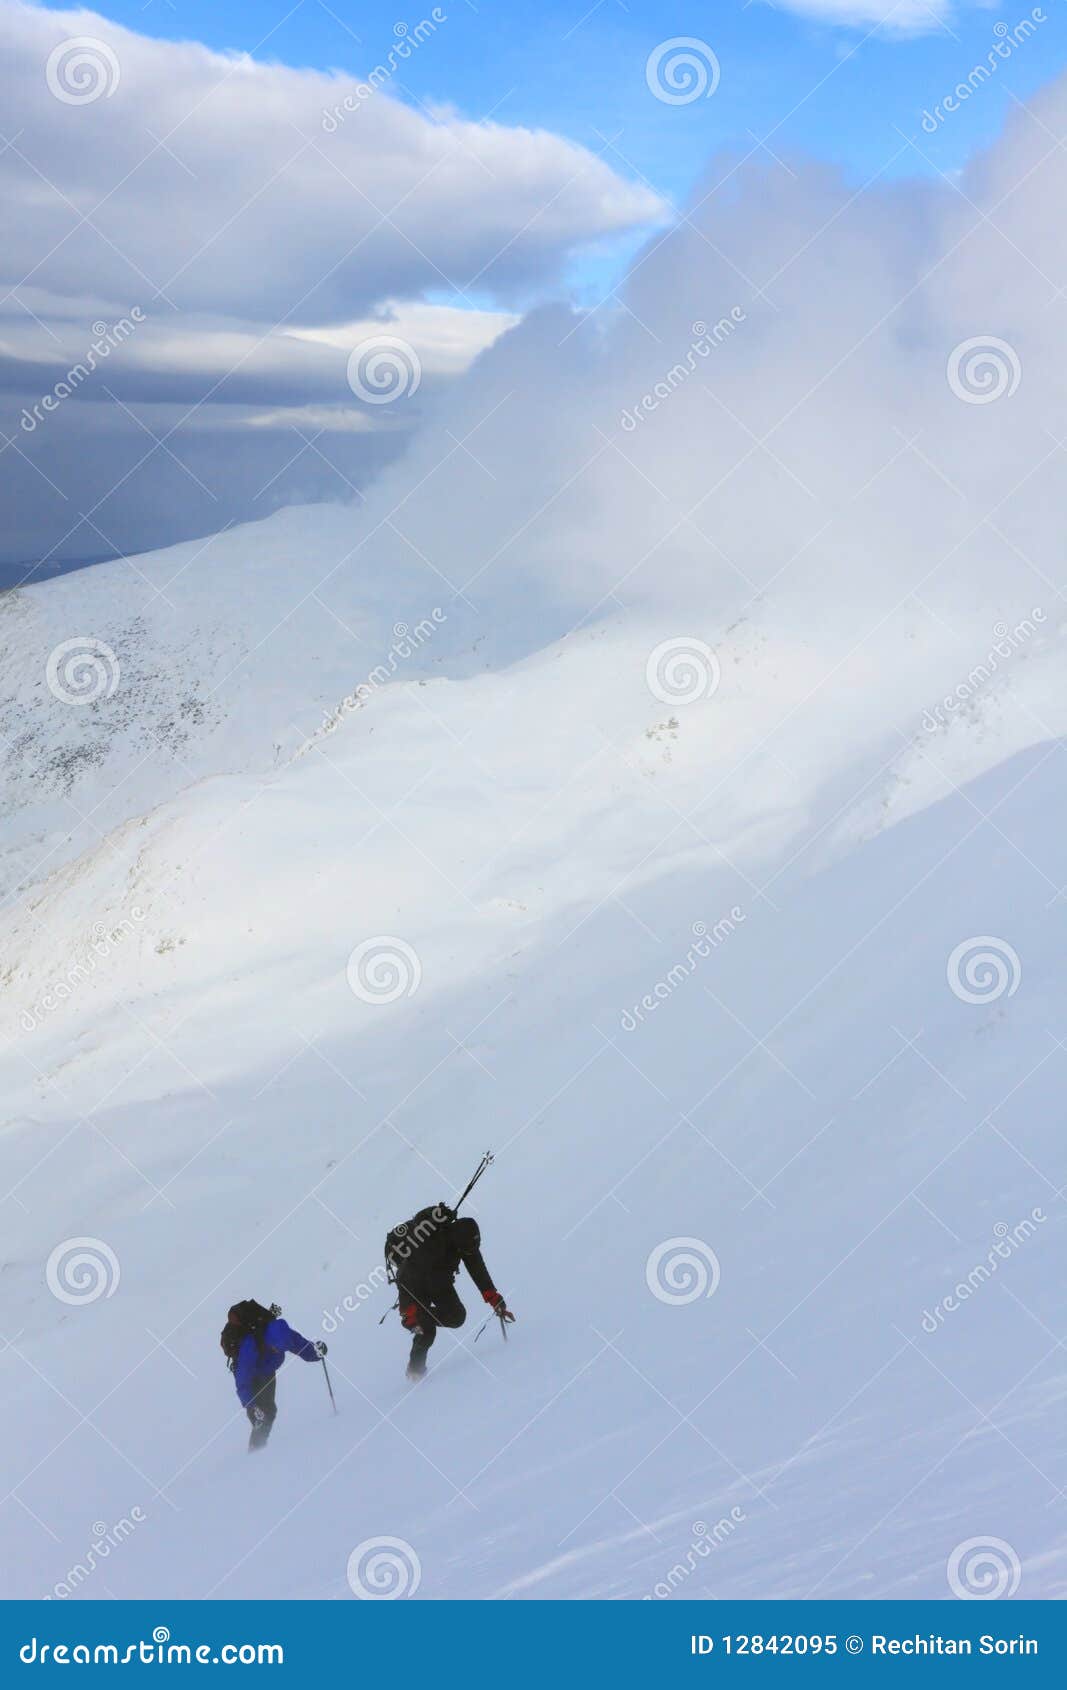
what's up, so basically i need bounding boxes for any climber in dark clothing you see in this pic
[385,1205,514,1379]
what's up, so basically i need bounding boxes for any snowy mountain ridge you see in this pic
[5,63,1067,1595]
[1,498,1065,1598]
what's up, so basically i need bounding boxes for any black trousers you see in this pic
[400,1276,467,1362]
[246,1373,277,1449]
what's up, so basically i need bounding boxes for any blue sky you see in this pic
[40,1,1067,208]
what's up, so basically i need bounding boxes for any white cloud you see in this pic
[7,58,1067,964]
[298,62,1067,667]
[242,404,388,432]
[0,1,662,323]
[288,301,519,373]
[0,0,660,558]
[770,0,955,32]
[0,298,513,402]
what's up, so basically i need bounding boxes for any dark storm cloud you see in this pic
[0,1,663,565]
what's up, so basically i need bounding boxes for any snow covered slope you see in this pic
[5,74,1067,1597]
[1,511,1066,1599]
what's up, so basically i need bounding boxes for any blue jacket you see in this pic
[234,1317,318,1407]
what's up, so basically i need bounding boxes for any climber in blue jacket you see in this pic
[220,1301,325,1451]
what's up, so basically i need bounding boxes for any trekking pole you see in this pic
[452,1151,494,1216]
[321,1356,338,1415]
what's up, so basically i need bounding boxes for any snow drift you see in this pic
[2,68,1067,1600]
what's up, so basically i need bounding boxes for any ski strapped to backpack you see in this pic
[451,1150,493,1217]
[379,1152,495,1313]
[220,1300,281,1371]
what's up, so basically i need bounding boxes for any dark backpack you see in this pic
[220,1299,279,1371]
[384,1204,454,1283]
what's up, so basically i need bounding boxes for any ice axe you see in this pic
[474,1302,514,1345]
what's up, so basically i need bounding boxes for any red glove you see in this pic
[483,1289,515,1322]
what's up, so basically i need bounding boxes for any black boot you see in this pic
[246,1376,277,1449]
[406,1334,430,1380]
